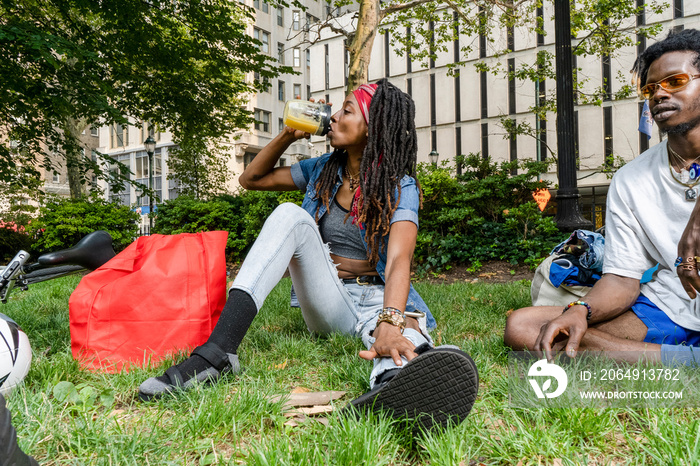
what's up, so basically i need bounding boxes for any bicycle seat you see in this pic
[37,230,116,270]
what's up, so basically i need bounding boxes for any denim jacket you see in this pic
[290,153,436,329]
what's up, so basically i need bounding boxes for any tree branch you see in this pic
[380,0,434,17]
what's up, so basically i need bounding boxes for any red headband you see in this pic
[352,83,378,125]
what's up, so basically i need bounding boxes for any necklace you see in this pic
[668,144,700,172]
[667,145,700,201]
[343,166,360,191]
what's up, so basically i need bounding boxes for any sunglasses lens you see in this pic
[663,74,690,89]
[641,74,693,99]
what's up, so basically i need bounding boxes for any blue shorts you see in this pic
[630,295,700,346]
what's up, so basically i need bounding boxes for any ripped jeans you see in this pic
[230,202,432,388]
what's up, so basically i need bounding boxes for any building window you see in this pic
[481,123,489,159]
[454,71,461,121]
[141,121,160,142]
[508,58,516,114]
[253,0,268,12]
[602,54,611,101]
[636,0,646,57]
[293,11,300,30]
[536,5,545,46]
[455,127,462,175]
[278,81,285,101]
[90,127,99,137]
[306,14,317,31]
[244,152,256,168]
[604,106,613,168]
[277,42,285,64]
[407,78,412,97]
[306,85,311,100]
[278,158,287,167]
[384,30,390,77]
[279,117,285,133]
[277,6,284,26]
[479,7,487,59]
[293,83,301,99]
[254,28,269,53]
[254,108,271,132]
[480,71,488,119]
[293,47,301,67]
[430,74,436,126]
[110,123,128,148]
[406,27,412,73]
[429,21,435,69]
[324,44,329,88]
[674,0,683,18]
[52,172,60,183]
[135,150,163,207]
[344,39,349,86]
[510,126,518,170]
[306,49,311,69]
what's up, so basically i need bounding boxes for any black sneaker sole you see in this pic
[349,348,479,430]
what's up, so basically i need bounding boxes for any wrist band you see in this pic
[563,300,592,321]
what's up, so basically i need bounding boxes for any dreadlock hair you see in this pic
[311,78,420,266]
[632,28,700,91]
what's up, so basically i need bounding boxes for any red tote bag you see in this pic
[69,231,228,373]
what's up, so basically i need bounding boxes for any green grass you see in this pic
[2,275,700,465]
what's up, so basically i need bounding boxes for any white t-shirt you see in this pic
[604,139,700,331]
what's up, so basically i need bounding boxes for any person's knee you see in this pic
[504,307,541,350]
[267,202,312,226]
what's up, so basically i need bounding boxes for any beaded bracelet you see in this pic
[563,300,592,321]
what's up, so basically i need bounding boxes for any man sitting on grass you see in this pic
[504,28,700,366]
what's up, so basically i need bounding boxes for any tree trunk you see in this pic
[64,117,88,199]
[346,0,382,92]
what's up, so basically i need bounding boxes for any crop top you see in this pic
[318,198,367,260]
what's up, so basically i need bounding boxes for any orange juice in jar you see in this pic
[283,100,332,136]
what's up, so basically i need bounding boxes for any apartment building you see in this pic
[97,0,328,232]
[308,1,700,227]
[98,1,700,230]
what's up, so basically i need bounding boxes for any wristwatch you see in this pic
[376,307,406,333]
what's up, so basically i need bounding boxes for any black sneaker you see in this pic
[349,346,479,430]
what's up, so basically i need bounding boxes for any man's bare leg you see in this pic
[504,306,648,352]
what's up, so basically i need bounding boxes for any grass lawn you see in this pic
[2,275,700,465]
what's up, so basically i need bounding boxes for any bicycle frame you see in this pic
[1,231,116,304]
[0,251,85,304]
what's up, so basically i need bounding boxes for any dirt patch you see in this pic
[226,260,534,285]
[419,261,534,284]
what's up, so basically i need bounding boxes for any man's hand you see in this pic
[359,322,417,365]
[677,208,700,298]
[534,306,588,361]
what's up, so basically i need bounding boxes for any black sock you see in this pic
[158,289,258,382]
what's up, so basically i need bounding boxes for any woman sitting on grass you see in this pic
[139,79,478,428]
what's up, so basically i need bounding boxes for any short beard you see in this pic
[660,109,700,136]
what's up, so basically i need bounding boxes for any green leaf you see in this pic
[53,381,80,404]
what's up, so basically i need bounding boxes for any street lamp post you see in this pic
[428,150,439,166]
[144,136,156,234]
[553,0,593,232]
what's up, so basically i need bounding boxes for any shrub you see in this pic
[153,190,305,261]
[414,155,562,273]
[27,194,140,253]
[0,227,33,262]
